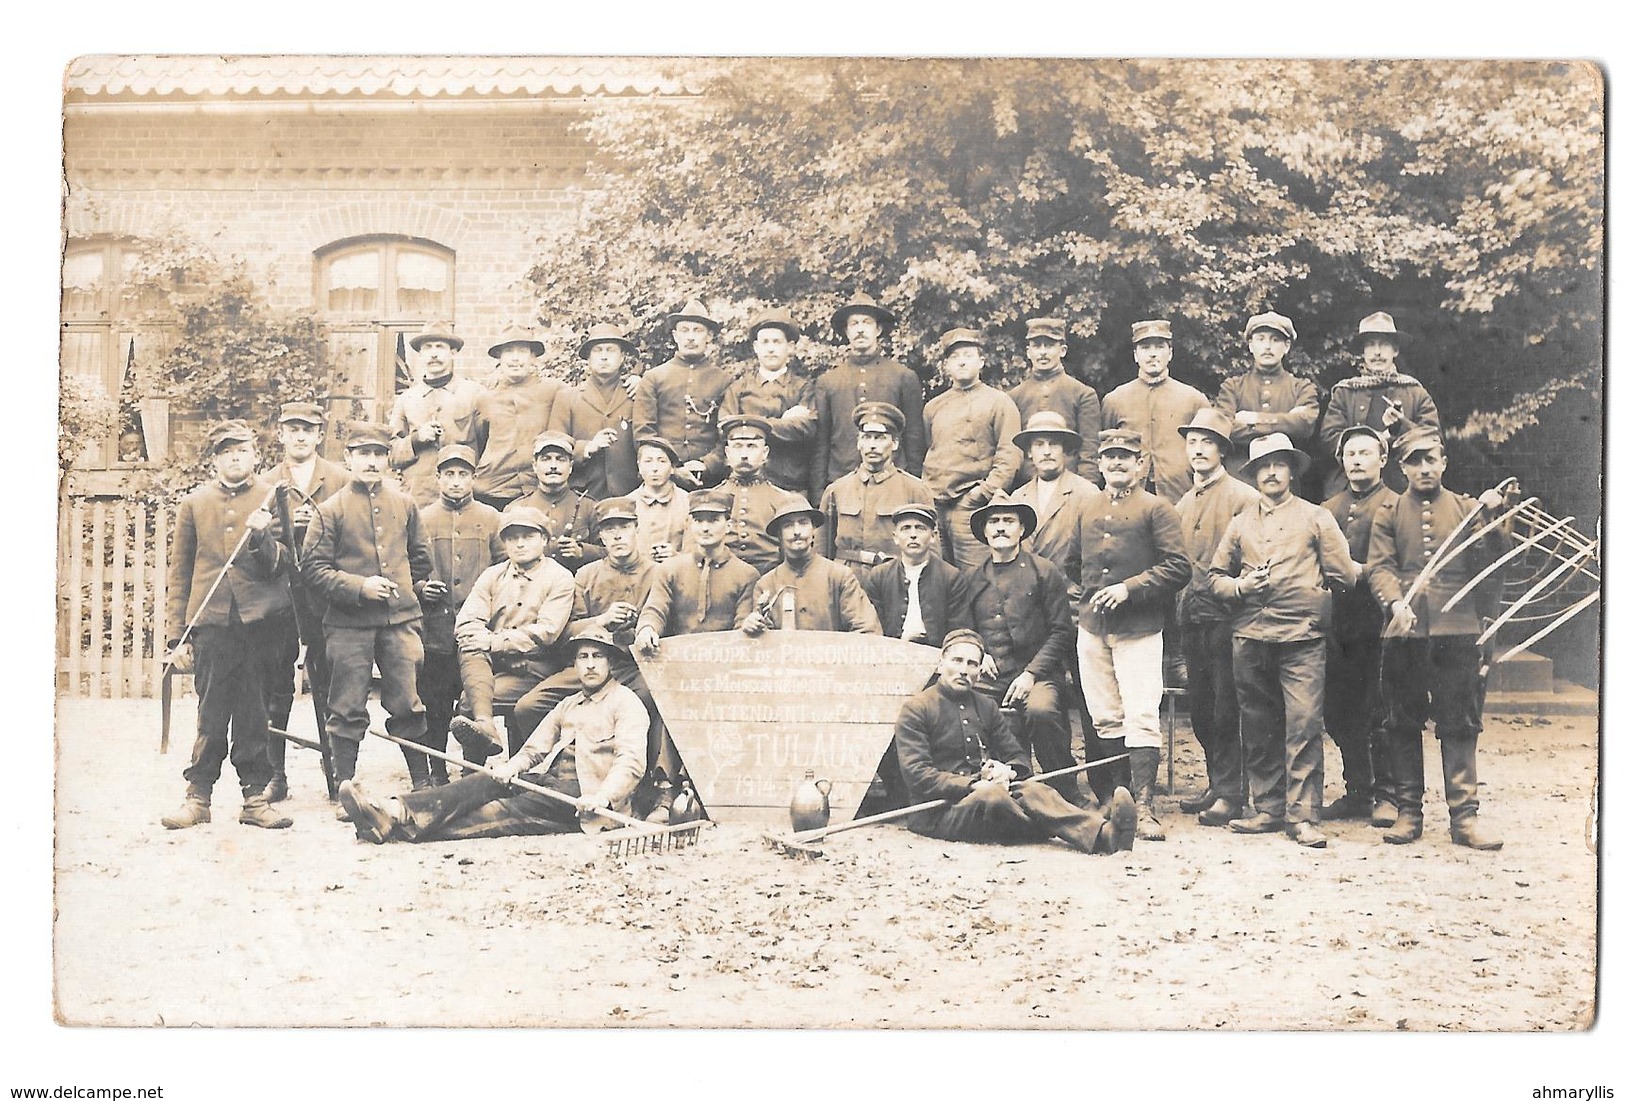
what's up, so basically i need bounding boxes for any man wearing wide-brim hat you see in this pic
[1171,408,1259,826]
[922,327,1023,572]
[262,400,349,803]
[1214,312,1321,483]
[338,626,649,844]
[1365,426,1515,850]
[1319,311,1441,497]
[1073,428,1191,818]
[1010,410,1101,590]
[742,496,883,636]
[819,400,933,570]
[961,493,1083,803]
[1208,433,1359,848]
[466,322,568,511]
[388,319,483,507]
[1100,318,1210,503]
[550,322,641,500]
[811,291,926,501]
[633,298,733,490]
[1008,317,1103,486]
[720,306,818,495]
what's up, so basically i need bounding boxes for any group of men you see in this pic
[160,296,1511,856]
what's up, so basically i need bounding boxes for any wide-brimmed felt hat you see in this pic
[1013,411,1082,452]
[577,323,637,360]
[831,292,897,337]
[852,401,905,436]
[1176,408,1236,453]
[434,444,477,471]
[344,421,391,451]
[531,430,575,457]
[1131,319,1173,344]
[488,322,546,358]
[1240,433,1311,477]
[667,298,722,334]
[568,623,628,659]
[969,494,1037,545]
[1394,425,1445,462]
[498,506,548,536]
[747,306,802,343]
[277,401,326,426]
[635,435,682,465]
[1244,312,1297,343]
[765,496,826,537]
[1354,311,1412,346]
[410,320,464,352]
[207,419,255,453]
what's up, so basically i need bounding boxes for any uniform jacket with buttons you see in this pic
[1322,482,1401,640]
[300,478,433,628]
[633,356,733,485]
[965,550,1074,687]
[1213,367,1320,475]
[418,496,506,652]
[636,548,759,638]
[265,455,349,628]
[751,555,883,633]
[717,475,800,574]
[387,376,483,505]
[569,552,659,651]
[1318,373,1440,496]
[549,378,639,499]
[1075,485,1192,637]
[1175,472,1261,624]
[811,357,926,499]
[471,374,568,502]
[1366,487,1509,638]
[1008,372,1103,485]
[862,553,971,648]
[507,679,648,831]
[894,682,1031,815]
[922,381,1023,503]
[505,489,605,573]
[1100,376,1210,501]
[719,368,818,494]
[166,475,291,640]
[818,464,933,566]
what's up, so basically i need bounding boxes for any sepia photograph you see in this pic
[32,34,1610,1096]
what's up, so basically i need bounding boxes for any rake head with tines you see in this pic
[601,820,709,858]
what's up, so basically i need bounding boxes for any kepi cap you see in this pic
[852,401,905,436]
[1394,426,1445,462]
[1097,428,1144,455]
[1024,318,1067,342]
[719,415,772,441]
[1244,312,1297,343]
[277,401,325,426]
[344,421,391,451]
[595,496,639,526]
[207,419,255,453]
[888,503,938,528]
[434,444,477,471]
[938,328,984,356]
[531,430,575,457]
[1131,319,1173,344]
[688,489,733,516]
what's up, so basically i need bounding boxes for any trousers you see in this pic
[1233,636,1326,824]
[912,781,1106,851]
[1077,628,1163,750]
[939,498,990,571]
[184,616,283,797]
[264,616,329,779]
[1183,618,1246,803]
[1325,630,1392,802]
[323,622,427,781]
[978,678,1079,799]
[394,767,583,842]
[1379,635,1486,820]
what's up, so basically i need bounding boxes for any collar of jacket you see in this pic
[857,465,898,485]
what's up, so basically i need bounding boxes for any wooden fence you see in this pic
[58,498,175,699]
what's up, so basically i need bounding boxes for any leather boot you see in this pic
[239,793,293,829]
[1450,815,1503,851]
[338,780,398,844]
[1198,796,1242,826]
[1178,788,1218,815]
[161,787,211,830]
[1383,811,1424,844]
[1097,787,1138,853]
[1370,800,1399,828]
[330,737,360,821]
[450,715,504,757]
[402,742,433,792]
[1129,746,1165,841]
[263,774,290,803]
[1322,790,1373,821]
[265,729,289,802]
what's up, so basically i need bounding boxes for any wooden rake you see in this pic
[763,752,1129,859]
[367,729,708,856]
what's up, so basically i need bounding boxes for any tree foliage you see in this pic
[527,59,1602,446]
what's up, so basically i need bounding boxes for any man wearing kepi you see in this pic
[1208,434,1359,848]
[742,497,882,635]
[1073,428,1192,831]
[1007,317,1102,486]
[922,327,1022,571]
[1366,426,1512,850]
[1319,312,1441,497]
[389,320,481,506]
[720,307,818,495]
[635,489,761,649]
[715,414,800,574]
[863,504,971,647]
[894,629,1138,855]
[160,420,293,831]
[819,401,932,571]
[1320,425,1402,824]
[262,400,348,803]
[337,628,647,844]
[811,292,926,500]
[301,421,435,798]
[1172,409,1258,826]
[506,431,603,574]
[1214,312,1320,480]
[963,494,1080,802]
[1100,319,1209,503]
[634,298,732,489]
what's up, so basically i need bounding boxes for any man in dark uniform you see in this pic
[300,422,435,802]
[416,445,505,786]
[1366,427,1512,849]
[550,323,641,500]
[720,307,818,496]
[819,401,933,571]
[470,322,565,510]
[633,298,732,489]
[1320,425,1402,824]
[811,292,926,500]
[894,630,1137,854]
[1214,312,1320,479]
[1319,312,1442,497]
[636,489,760,649]
[922,328,1022,571]
[863,504,971,647]
[742,498,882,635]
[1100,320,1209,503]
[715,415,800,574]
[963,495,1080,802]
[506,431,603,573]
[160,420,294,831]
[262,400,348,803]
[1007,317,1102,486]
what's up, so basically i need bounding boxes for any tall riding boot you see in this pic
[1441,734,1502,850]
[330,736,361,821]
[1129,746,1165,841]
[1382,727,1425,845]
[400,737,433,791]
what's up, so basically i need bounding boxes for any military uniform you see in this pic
[751,554,882,633]
[633,356,732,486]
[1009,372,1102,486]
[505,487,604,573]
[718,475,800,574]
[638,548,759,639]
[550,378,639,500]
[1213,368,1320,477]
[1319,374,1440,497]
[388,376,482,506]
[811,357,926,498]
[720,367,818,495]
[470,375,567,508]
[922,373,1022,571]
[1100,377,1210,502]
[864,552,970,647]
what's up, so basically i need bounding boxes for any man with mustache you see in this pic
[388,320,481,506]
[810,292,926,501]
[470,323,566,510]
[922,328,1022,571]
[1208,434,1359,848]
[720,307,818,496]
[1100,319,1209,503]
[819,401,932,571]
[1007,317,1102,487]
[549,323,641,500]
[1319,312,1441,497]
[741,497,882,636]
[633,298,732,489]
[1214,312,1320,480]
[506,432,604,574]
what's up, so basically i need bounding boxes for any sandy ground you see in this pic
[53,696,1597,1031]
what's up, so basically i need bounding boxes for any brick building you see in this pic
[62,55,696,494]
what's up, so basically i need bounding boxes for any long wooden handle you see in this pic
[367,727,655,833]
[163,483,283,670]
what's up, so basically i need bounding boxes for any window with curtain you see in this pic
[317,238,454,321]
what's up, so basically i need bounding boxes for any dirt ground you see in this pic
[53,695,1598,1031]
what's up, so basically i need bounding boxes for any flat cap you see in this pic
[941,628,987,655]
[344,421,391,450]
[1131,319,1173,344]
[595,496,639,525]
[852,401,905,435]
[1025,317,1067,342]
[1335,424,1388,456]
[1395,426,1445,462]
[498,506,548,536]
[1097,428,1144,455]
[688,489,734,516]
[434,444,477,471]
[207,419,255,453]
[531,430,575,457]
[277,401,325,426]
[1244,311,1297,342]
[635,436,682,465]
[938,328,985,356]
